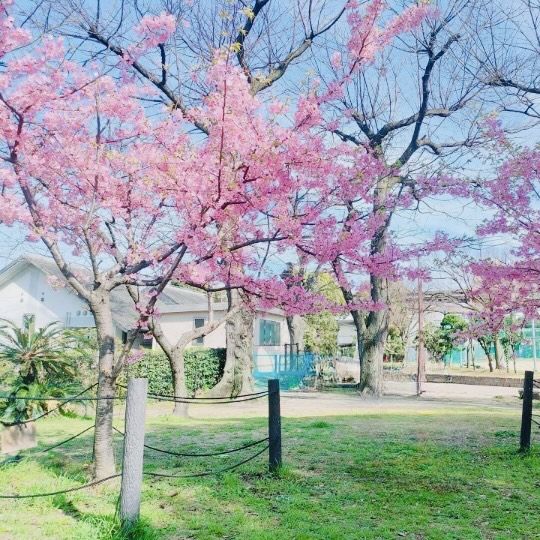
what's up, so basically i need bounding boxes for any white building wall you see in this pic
[157,309,288,355]
[158,311,227,349]
[0,265,91,329]
[338,319,356,346]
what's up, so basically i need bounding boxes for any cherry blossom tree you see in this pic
[469,142,540,330]
[0,1,390,474]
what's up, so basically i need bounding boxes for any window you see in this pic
[141,333,153,349]
[193,318,206,345]
[22,313,35,333]
[259,319,281,346]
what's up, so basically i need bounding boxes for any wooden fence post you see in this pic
[120,378,148,527]
[520,371,534,452]
[268,378,282,473]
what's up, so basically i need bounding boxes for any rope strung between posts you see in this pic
[37,425,95,454]
[1,384,98,426]
[113,426,268,457]
[117,384,269,403]
[146,393,269,404]
[0,395,124,402]
[0,474,121,499]
[143,444,269,479]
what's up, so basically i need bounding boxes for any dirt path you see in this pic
[144,381,523,420]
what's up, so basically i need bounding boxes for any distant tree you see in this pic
[304,273,343,357]
[384,325,405,363]
[424,314,468,364]
[304,312,339,357]
[423,323,448,363]
[500,316,524,374]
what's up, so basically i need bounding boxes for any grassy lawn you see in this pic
[0,402,539,540]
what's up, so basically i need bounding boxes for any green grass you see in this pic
[1,404,539,539]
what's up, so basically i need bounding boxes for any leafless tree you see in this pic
[471,0,540,122]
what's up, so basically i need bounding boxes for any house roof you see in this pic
[0,254,138,331]
[0,255,285,328]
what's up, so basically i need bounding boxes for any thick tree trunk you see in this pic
[286,315,305,350]
[170,350,189,418]
[359,308,387,396]
[92,303,117,480]
[495,338,505,370]
[486,352,494,372]
[206,304,254,397]
[358,273,388,397]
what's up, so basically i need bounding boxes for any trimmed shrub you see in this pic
[126,348,226,396]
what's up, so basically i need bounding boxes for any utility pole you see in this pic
[416,261,426,396]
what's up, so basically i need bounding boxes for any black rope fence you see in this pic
[0,378,281,513]
[113,426,268,457]
[117,384,267,401]
[146,393,269,404]
[0,474,121,499]
[144,444,269,479]
[37,425,95,454]
[117,385,270,405]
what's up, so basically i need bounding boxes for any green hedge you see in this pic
[126,348,226,396]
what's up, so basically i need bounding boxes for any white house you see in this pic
[0,255,289,357]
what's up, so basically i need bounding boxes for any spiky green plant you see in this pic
[0,319,78,424]
[0,319,74,384]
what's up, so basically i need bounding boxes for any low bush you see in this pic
[126,348,226,395]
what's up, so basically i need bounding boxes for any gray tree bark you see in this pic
[286,315,305,350]
[149,295,241,413]
[495,338,505,370]
[169,351,189,418]
[92,299,117,479]
[358,277,388,397]
[119,378,147,527]
[206,302,254,397]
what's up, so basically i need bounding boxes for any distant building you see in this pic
[0,255,288,357]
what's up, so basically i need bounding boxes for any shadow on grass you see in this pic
[1,410,539,539]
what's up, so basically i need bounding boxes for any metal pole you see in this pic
[120,378,148,527]
[416,265,426,396]
[519,371,534,452]
[532,319,537,372]
[268,379,282,473]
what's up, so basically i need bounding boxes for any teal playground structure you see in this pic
[253,352,316,389]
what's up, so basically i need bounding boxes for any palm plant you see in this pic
[0,319,77,424]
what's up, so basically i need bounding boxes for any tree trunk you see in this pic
[359,308,387,396]
[495,338,504,370]
[486,352,494,372]
[92,303,117,480]
[170,350,189,418]
[350,309,364,382]
[358,274,388,397]
[206,303,254,397]
[286,315,305,350]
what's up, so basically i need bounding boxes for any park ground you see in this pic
[0,384,539,540]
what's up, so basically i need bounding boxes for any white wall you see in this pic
[338,319,356,346]
[157,310,227,349]
[0,265,92,329]
[156,309,288,356]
